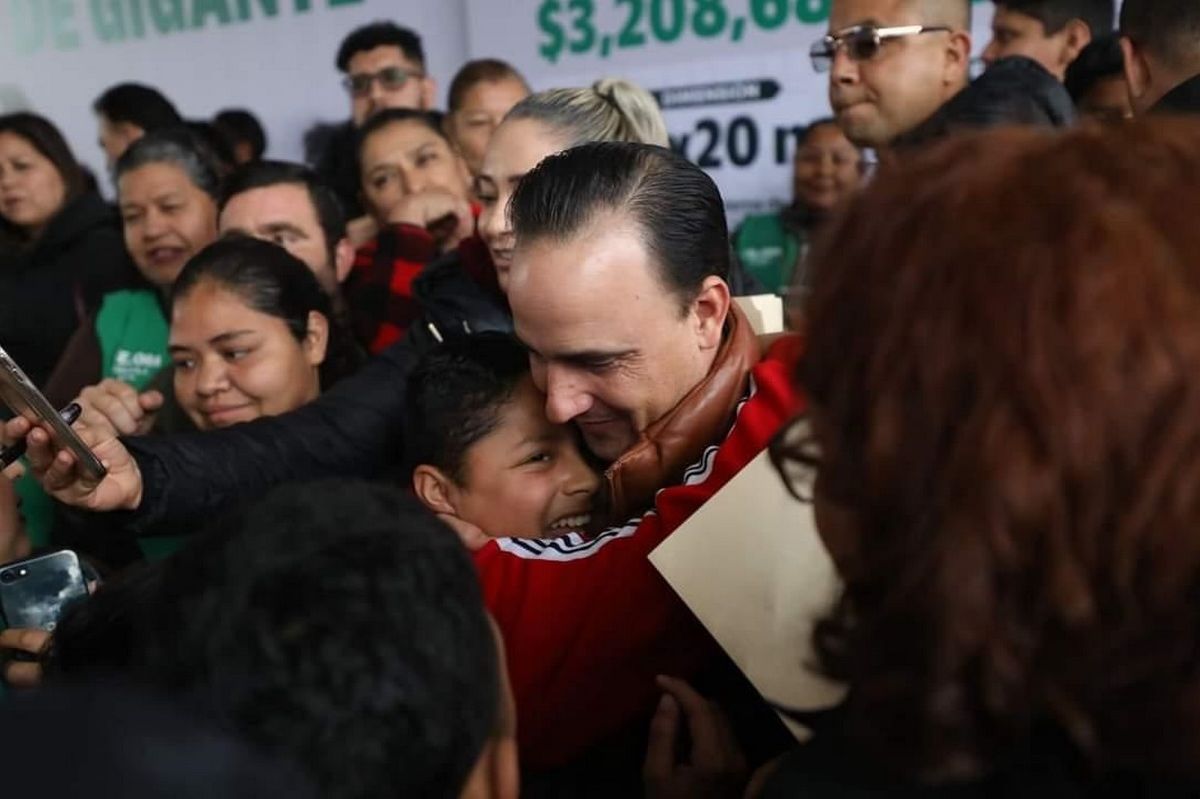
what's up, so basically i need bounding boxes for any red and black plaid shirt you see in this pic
[345,206,485,353]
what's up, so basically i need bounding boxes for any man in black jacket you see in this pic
[818,0,1074,151]
[1120,0,1200,116]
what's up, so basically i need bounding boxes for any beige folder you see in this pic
[649,448,846,739]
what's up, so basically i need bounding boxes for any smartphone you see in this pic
[0,344,107,481]
[0,550,88,632]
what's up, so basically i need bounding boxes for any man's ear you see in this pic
[1059,18,1092,71]
[943,30,973,87]
[1121,35,1151,113]
[412,465,460,516]
[691,275,732,352]
[334,237,355,284]
[421,77,439,111]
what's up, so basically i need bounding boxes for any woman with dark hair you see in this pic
[43,127,221,408]
[444,59,531,178]
[763,119,1200,795]
[0,112,134,386]
[168,236,359,432]
[732,118,864,301]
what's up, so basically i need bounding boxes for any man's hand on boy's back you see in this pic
[2,415,143,512]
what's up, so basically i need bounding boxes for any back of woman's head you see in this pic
[506,77,668,147]
[114,126,223,201]
[780,118,1200,781]
[172,237,356,388]
[0,112,85,201]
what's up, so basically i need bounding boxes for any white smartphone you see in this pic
[0,345,107,481]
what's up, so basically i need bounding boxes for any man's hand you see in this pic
[3,416,143,512]
[0,628,48,688]
[644,676,748,799]
[77,378,163,438]
[387,189,474,253]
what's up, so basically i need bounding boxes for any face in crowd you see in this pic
[0,131,66,237]
[474,117,570,291]
[118,163,219,290]
[981,6,1091,81]
[219,184,353,295]
[346,45,435,126]
[421,375,601,539]
[793,121,865,212]
[169,280,328,431]
[96,114,141,170]
[826,0,971,148]
[446,76,531,177]
[359,117,473,226]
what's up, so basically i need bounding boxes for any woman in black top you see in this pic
[0,113,134,386]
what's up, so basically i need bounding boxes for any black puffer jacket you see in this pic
[894,56,1076,150]
[0,192,135,386]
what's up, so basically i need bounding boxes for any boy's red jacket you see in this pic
[474,335,806,768]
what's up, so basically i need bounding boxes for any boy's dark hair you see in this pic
[220,160,347,261]
[173,237,360,388]
[448,58,530,112]
[404,333,531,482]
[214,109,268,161]
[1064,33,1125,101]
[65,480,499,799]
[0,683,317,798]
[335,21,425,72]
[114,126,224,201]
[994,0,1114,36]
[510,141,730,311]
[1120,0,1200,70]
[92,83,183,132]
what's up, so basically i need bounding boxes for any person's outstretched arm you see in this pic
[9,341,417,534]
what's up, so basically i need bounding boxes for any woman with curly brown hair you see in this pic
[763,119,1200,796]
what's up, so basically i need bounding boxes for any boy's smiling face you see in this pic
[447,376,600,539]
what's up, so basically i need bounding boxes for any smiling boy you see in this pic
[405,333,600,541]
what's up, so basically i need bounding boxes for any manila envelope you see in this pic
[733,294,785,335]
[649,449,846,739]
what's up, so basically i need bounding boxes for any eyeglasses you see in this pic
[342,66,426,97]
[810,25,952,72]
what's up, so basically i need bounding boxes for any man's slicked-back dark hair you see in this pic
[510,142,730,309]
[994,0,1113,35]
[335,21,426,72]
[93,83,183,132]
[1064,33,1125,101]
[220,160,347,257]
[1120,0,1200,69]
[131,480,500,799]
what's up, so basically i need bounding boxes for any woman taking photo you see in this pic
[0,113,133,386]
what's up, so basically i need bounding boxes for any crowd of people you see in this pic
[3,0,1200,795]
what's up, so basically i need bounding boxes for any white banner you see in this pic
[466,0,997,222]
[0,0,469,185]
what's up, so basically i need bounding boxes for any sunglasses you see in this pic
[810,25,952,72]
[342,66,425,97]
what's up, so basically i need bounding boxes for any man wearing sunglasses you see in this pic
[311,22,437,220]
[819,0,1074,150]
[817,0,973,149]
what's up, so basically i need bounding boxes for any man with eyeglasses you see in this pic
[816,0,1073,150]
[310,22,436,220]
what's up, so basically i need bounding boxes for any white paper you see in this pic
[649,449,846,739]
[733,294,785,335]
